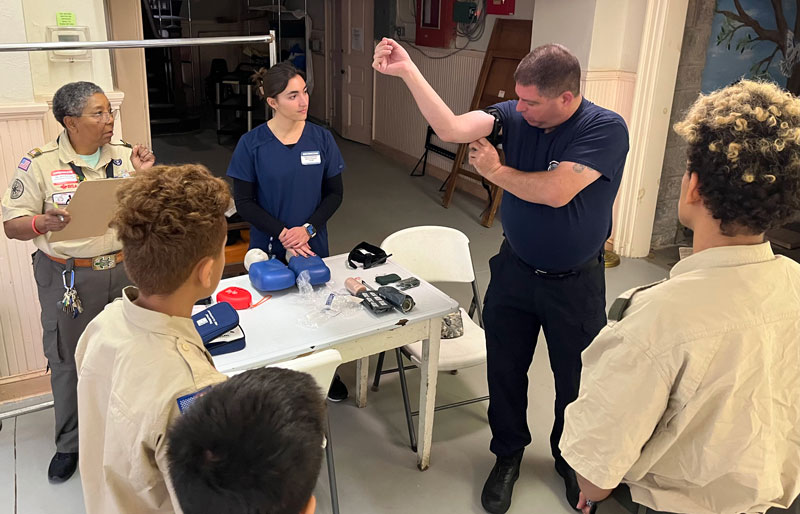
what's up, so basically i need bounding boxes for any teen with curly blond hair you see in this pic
[560,80,800,514]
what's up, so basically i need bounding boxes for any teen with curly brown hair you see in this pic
[560,80,800,514]
[74,164,231,514]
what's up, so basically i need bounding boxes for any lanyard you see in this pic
[57,136,115,181]
[68,160,114,182]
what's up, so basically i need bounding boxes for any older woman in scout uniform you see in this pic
[1,81,154,483]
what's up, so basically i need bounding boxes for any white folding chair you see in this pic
[373,226,488,451]
[270,349,343,514]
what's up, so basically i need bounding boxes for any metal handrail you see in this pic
[0,34,273,53]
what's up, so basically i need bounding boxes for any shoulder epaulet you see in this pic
[26,142,57,158]
[607,279,667,325]
[111,140,133,149]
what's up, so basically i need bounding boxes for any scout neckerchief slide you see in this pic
[61,269,84,318]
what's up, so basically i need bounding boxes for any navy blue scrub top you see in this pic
[492,98,629,271]
[227,122,345,259]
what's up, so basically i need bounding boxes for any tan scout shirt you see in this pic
[76,287,227,514]
[1,131,134,259]
[560,243,800,514]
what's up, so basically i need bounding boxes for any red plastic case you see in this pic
[216,287,252,310]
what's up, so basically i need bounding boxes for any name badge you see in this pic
[52,192,74,206]
[300,151,322,166]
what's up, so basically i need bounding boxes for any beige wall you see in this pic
[22,0,114,96]
[588,0,647,73]
[0,0,35,103]
[531,0,598,71]
[106,0,150,148]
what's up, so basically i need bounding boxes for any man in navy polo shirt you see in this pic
[373,40,629,513]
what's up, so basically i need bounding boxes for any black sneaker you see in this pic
[481,450,524,514]
[327,374,348,402]
[48,452,78,483]
[555,459,582,511]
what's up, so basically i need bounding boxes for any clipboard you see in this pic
[49,179,127,243]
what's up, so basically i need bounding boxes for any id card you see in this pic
[300,151,322,165]
[52,192,74,207]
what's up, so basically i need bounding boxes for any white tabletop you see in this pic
[212,254,459,374]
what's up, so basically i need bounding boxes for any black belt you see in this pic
[504,241,603,279]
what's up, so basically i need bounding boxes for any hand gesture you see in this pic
[372,38,415,78]
[292,243,316,258]
[131,145,155,172]
[279,226,311,249]
[468,138,502,179]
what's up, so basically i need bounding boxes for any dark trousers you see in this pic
[483,240,606,467]
[32,250,130,453]
[607,484,800,514]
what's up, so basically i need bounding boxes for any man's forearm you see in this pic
[486,165,564,207]
[576,473,614,503]
[401,66,462,142]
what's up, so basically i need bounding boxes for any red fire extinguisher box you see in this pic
[415,0,456,48]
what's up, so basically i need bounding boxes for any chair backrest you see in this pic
[380,226,475,283]
[269,349,343,394]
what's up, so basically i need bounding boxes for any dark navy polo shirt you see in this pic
[227,122,345,259]
[492,98,629,271]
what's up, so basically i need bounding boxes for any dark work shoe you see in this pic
[481,451,524,514]
[555,460,581,511]
[327,374,348,402]
[48,452,78,483]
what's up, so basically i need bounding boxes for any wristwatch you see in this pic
[303,223,316,238]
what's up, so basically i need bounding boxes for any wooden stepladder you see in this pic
[441,19,532,227]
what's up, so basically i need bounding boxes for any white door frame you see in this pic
[612,0,690,257]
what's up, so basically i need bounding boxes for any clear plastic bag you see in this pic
[297,291,364,328]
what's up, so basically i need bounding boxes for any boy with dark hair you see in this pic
[75,164,231,513]
[561,80,800,514]
[166,366,326,514]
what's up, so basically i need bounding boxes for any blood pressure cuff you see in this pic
[483,106,504,147]
[377,286,415,313]
[249,259,297,291]
[347,242,390,269]
[288,255,331,285]
[192,302,240,343]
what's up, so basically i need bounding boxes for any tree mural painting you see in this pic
[715,0,800,93]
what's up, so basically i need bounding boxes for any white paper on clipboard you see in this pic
[49,178,127,243]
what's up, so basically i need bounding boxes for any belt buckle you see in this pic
[92,254,117,271]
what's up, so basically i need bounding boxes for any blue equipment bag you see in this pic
[192,302,246,355]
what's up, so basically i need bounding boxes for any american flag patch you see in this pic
[176,386,211,414]
[18,158,31,171]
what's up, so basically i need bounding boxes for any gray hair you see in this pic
[52,81,105,127]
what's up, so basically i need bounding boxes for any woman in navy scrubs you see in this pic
[228,62,348,400]
[228,62,344,262]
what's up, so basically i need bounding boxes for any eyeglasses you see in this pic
[78,109,119,122]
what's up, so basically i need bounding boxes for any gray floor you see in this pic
[1,130,669,514]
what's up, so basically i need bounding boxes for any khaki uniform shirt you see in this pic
[1,131,134,259]
[560,243,800,514]
[76,287,227,514]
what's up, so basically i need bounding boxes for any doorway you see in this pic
[331,0,373,145]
